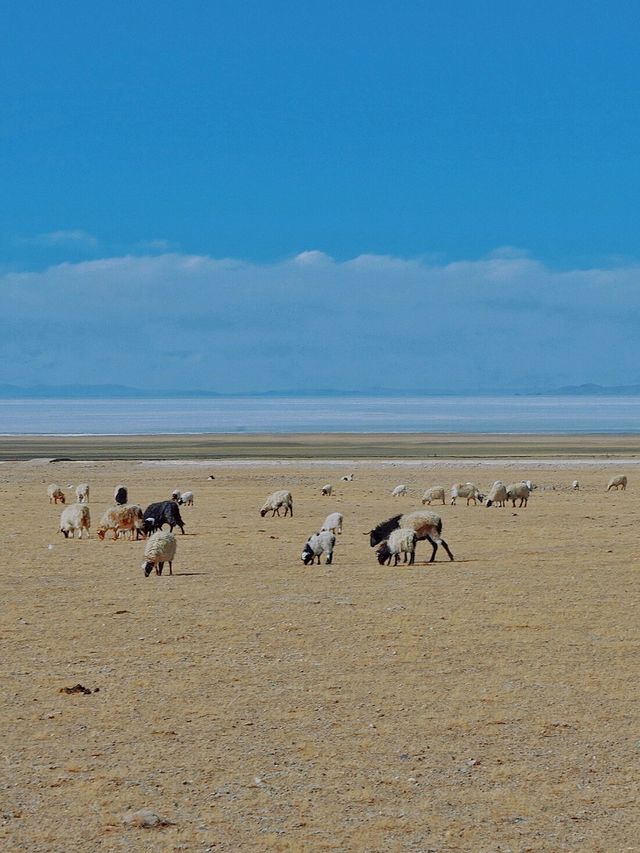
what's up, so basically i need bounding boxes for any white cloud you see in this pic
[25,230,99,248]
[2,250,640,392]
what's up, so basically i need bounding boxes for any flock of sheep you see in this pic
[48,483,194,577]
[271,472,630,568]
[48,471,629,576]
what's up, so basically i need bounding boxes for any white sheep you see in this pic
[141,531,177,576]
[571,480,580,490]
[376,528,418,566]
[178,490,194,506]
[485,480,508,508]
[75,483,90,503]
[506,482,530,507]
[260,490,293,517]
[59,503,91,539]
[47,484,66,505]
[421,486,446,505]
[522,479,537,491]
[341,474,354,482]
[391,484,407,497]
[451,482,484,505]
[301,530,336,565]
[606,475,627,491]
[97,504,145,540]
[171,488,181,501]
[321,511,343,535]
[321,484,332,496]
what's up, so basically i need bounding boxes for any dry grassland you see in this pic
[1,452,638,851]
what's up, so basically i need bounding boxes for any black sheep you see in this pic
[143,500,185,535]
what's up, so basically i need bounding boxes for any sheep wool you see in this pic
[142,531,177,576]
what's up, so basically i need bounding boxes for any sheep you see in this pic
[606,475,627,491]
[368,510,454,562]
[421,486,446,505]
[59,503,91,539]
[485,480,508,508]
[572,480,580,490]
[97,504,145,540]
[143,500,186,535]
[321,484,332,496]
[75,483,90,503]
[47,484,66,505]
[178,490,194,506]
[341,474,354,482]
[321,511,343,535]
[391,484,407,497]
[506,482,530,507]
[522,479,537,491]
[141,531,177,577]
[301,530,336,565]
[259,490,293,518]
[114,485,128,505]
[451,482,485,506]
[376,528,418,566]
[171,488,181,501]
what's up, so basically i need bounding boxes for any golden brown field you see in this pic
[1,446,639,851]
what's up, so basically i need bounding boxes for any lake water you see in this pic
[1,395,640,435]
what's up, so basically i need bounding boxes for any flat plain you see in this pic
[1,441,639,851]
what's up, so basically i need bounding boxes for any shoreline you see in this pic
[1,432,640,461]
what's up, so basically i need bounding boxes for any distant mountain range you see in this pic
[2,382,640,398]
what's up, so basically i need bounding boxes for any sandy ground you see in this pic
[1,454,639,851]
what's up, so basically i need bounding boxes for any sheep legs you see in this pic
[425,535,455,562]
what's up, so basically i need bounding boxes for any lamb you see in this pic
[391,484,407,497]
[321,484,332,496]
[506,482,530,507]
[59,503,91,539]
[421,486,446,505]
[606,475,627,491]
[259,490,293,518]
[47,484,66,504]
[114,485,128,505]
[341,474,354,482]
[451,482,485,505]
[368,510,454,562]
[75,483,90,503]
[97,504,145,540]
[177,490,194,506]
[141,531,177,576]
[143,500,186,535]
[376,527,418,566]
[321,511,343,535]
[301,530,336,565]
[485,480,508,508]
[571,480,580,490]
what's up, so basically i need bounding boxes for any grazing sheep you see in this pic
[368,510,454,562]
[321,484,332,496]
[75,483,90,503]
[606,475,627,491]
[451,482,485,506]
[143,500,186,535]
[391,484,407,497]
[114,485,128,505]
[341,474,354,482]
[260,490,293,518]
[177,490,194,506]
[376,527,418,566]
[142,531,177,576]
[321,511,343,535]
[506,482,530,507]
[97,504,145,540]
[47,484,66,505]
[59,503,91,539]
[421,486,446,506]
[572,480,580,490]
[301,530,336,565]
[485,481,508,508]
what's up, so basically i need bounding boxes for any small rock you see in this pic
[122,809,175,828]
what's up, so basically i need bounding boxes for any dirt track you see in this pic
[1,457,638,851]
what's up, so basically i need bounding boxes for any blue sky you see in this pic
[3,2,640,392]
